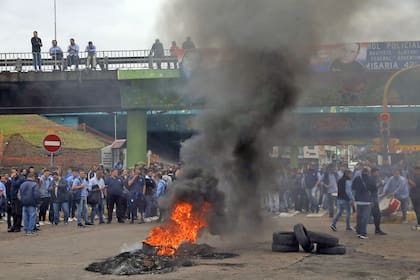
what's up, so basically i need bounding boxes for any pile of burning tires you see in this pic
[272,224,346,255]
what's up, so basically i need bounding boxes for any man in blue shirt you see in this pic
[105,168,124,223]
[127,168,145,224]
[72,170,93,227]
[38,169,52,225]
[49,40,63,70]
[67,38,80,70]
[85,41,97,70]
[383,169,410,223]
[18,173,40,235]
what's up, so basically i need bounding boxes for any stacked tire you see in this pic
[272,224,346,255]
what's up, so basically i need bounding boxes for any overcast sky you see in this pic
[0,0,168,53]
[1,0,420,53]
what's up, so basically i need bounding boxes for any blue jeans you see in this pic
[332,199,352,229]
[23,206,37,233]
[77,197,88,224]
[32,52,42,70]
[356,203,372,236]
[145,195,155,218]
[90,199,104,223]
[305,187,319,213]
[53,202,69,224]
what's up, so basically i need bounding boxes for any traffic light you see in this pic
[380,113,390,136]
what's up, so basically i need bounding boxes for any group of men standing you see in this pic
[31,31,97,71]
[1,164,173,236]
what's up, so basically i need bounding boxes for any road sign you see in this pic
[43,134,61,153]
[380,113,390,121]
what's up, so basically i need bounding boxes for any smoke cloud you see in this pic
[158,0,375,234]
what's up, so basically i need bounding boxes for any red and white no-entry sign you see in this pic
[43,134,62,153]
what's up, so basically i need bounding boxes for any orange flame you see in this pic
[144,201,211,256]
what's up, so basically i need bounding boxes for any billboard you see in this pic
[305,41,420,106]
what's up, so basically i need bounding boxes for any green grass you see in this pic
[0,115,106,149]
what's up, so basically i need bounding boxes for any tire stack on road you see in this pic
[272,224,346,255]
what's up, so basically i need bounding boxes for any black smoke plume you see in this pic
[158,0,370,234]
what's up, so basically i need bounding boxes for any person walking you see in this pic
[330,169,355,231]
[18,173,40,236]
[31,31,43,71]
[322,164,338,218]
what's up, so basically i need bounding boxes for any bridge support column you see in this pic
[126,110,147,167]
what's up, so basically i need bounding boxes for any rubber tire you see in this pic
[316,244,346,255]
[293,224,314,253]
[272,243,300,253]
[307,231,339,248]
[272,232,298,246]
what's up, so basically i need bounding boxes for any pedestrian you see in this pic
[370,167,386,235]
[150,39,165,69]
[143,169,157,222]
[50,172,70,225]
[169,41,181,69]
[67,38,80,70]
[9,168,25,233]
[304,164,321,213]
[67,170,79,222]
[89,170,105,224]
[330,169,355,231]
[38,169,52,225]
[31,31,43,71]
[322,164,338,218]
[85,41,97,70]
[407,164,420,231]
[1,174,13,230]
[383,169,410,223]
[72,170,93,227]
[105,168,124,224]
[18,173,40,236]
[127,168,145,224]
[155,172,167,222]
[182,36,196,49]
[352,167,373,239]
[49,40,63,71]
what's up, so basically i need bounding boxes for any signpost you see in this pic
[43,134,61,167]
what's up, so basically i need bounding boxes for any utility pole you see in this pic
[54,0,57,40]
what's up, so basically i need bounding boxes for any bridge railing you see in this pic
[0,49,178,72]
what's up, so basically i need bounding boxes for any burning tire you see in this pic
[293,224,314,253]
[316,244,346,255]
[307,231,339,248]
[272,232,298,246]
[272,243,300,253]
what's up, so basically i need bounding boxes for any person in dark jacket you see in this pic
[330,170,355,231]
[49,172,69,225]
[150,39,165,69]
[352,167,374,239]
[9,168,25,233]
[18,173,40,235]
[31,31,43,71]
[1,174,13,230]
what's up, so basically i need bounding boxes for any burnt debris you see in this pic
[86,242,238,275]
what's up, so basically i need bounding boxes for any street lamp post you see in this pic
[54,0,57,40]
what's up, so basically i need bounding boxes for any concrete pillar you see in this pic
[126,110,147,167]
[290,145,299,169]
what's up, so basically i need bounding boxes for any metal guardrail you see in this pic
[0,49,179,72]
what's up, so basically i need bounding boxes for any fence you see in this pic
[0,49,179,72]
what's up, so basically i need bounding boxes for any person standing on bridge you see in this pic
[85,41,97,70]
[67,38,80,70]
[31,31,43,71]
[49,40,63,71]
[150,39,165,69]
[182,36,196,50]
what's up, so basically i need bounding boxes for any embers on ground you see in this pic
[85,243,239,276]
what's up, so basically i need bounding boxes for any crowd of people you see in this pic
[263,160,420,239]
[30,30,196,71]
[0,163,180,236]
